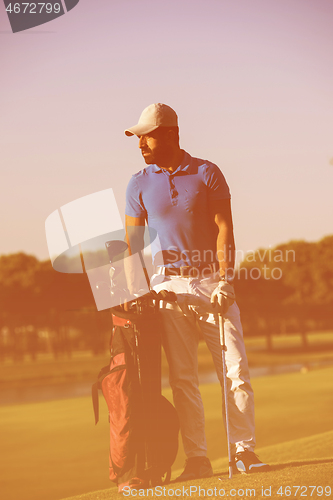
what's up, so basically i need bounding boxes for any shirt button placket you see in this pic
[168,173,178,206]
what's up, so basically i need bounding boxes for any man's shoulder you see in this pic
[126,165,157,197]
[130,164,157,180]
[186,152,222,176]
[186,152,230,195]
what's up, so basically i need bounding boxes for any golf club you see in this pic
[95,240,130,307]
[219,311,233,480]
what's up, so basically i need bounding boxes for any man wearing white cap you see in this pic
[124,103,269,480]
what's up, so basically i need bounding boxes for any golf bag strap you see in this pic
[92,382,100,425]
[92,365,114,425]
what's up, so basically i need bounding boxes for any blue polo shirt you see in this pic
[125,151,231,268]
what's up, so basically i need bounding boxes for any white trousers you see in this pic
[151,273,256,458]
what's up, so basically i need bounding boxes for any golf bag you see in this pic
[92,296,179,491]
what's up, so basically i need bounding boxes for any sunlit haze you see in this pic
[1,0,332,261]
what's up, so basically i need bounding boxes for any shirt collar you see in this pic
[152,150,191,174]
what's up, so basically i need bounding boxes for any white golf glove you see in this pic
[210,280,235,314]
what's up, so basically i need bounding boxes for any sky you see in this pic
[1,0,332,262]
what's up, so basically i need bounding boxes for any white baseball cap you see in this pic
[125,103,178,137]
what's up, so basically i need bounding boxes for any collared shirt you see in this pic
[125,150,231,267]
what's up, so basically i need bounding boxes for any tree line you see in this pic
[0,235,332,360]
[234,235,333,345]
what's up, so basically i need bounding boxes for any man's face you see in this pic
[138,128,173,167]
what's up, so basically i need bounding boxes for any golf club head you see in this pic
[110,287,131,305]
[109,264,125,290]
[109,266,116,280]
[105,240,128,263]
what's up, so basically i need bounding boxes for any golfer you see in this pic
[124,103,269,479]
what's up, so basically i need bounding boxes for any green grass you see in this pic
[61,431,333,500]
[243,331,333,369]
[1,331,333,387]
[1,366,333,500]
[0,351,110,387]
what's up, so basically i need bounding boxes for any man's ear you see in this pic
[167,128,177,145]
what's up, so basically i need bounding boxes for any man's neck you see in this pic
[157,148,184,172]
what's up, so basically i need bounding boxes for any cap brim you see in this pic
[124,123,159,137]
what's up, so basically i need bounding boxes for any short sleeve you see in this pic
[205,163,231,200]
[125,175,147,218]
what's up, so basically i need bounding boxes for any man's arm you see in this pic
[125,214,147,294]
[210,198,236,313]
[210,198,235,279]
[125,215,146,251]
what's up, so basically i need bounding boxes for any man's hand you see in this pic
[210,281,235,314]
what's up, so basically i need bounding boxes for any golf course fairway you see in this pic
[1,366,332,500]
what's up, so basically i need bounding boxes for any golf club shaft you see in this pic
[219,313,233,479]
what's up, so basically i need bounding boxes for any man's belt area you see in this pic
[156,264,217,278]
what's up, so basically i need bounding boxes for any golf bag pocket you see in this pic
[92,306,179,487]
[104,359,142,481]
[92,324,144,484]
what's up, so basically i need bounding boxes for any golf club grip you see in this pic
[110,291,177,320]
